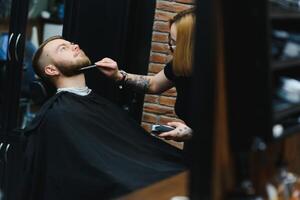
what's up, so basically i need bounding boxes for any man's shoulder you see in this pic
[24,93,66,134]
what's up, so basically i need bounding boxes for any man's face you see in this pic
[43,39,91,76]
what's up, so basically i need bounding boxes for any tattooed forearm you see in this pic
[125,75,151,93]
[176,126,193,141]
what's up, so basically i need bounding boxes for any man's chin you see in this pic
[60,70,83,77]
[77,59,91,70]
[57,59,91,77]
[58,65,86,77]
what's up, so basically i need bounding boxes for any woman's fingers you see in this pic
[95,58,118,69]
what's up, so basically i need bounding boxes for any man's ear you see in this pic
[44,64,59,76]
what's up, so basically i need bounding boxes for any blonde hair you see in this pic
[170,9,196,76]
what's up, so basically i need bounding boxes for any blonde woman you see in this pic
[96,9,196,143]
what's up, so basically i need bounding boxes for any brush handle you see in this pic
[79,64,97,71]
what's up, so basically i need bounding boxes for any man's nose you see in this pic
[72,44,79,50]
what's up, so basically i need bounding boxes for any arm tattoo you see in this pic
[178,126,193,140]
[125,75,150,93]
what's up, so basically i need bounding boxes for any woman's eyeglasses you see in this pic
[168,33,176,53]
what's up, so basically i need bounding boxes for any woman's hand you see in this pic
[95,58,123,81]
[158,121,192,142]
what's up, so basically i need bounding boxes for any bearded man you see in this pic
[20,36,186,200]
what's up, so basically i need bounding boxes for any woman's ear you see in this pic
[44,65,59,76]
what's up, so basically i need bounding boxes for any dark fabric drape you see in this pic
[20,92,186,200]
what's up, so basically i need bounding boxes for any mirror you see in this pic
[1,0,201,199]
[62,0,194,198]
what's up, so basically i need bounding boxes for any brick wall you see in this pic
[141,0,195,132]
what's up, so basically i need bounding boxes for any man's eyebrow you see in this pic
[55,43,68,52]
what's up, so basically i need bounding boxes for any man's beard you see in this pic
[55,57,91,77]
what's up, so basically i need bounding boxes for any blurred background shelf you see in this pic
[270,5,300,20]
[272,58,300,71]
[273,124,300,141]
[274,102,300,121]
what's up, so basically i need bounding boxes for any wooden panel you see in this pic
[0,19,9,34]
[117,171,189,200]
[284,134,300,175]
[249,134,300,195]
[212,1,235,199]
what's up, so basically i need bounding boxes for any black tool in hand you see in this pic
[151,125,175,134]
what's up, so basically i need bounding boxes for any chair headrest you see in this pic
[29,80,48,105]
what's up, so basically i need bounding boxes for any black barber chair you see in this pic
[29,80,48,106]
[0,61,5,124]
[20,79,49,128]
[0,79,48,200]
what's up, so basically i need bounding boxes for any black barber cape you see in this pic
[20,91,186,200]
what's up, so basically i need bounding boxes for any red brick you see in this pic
[166,110,177,118]
[148,63,165,73]
[152,32,169,43]
[162,87,177,97]
[144,94,159,103]
[155,10,176,21]
[158,115,179,124]
[142,113,158,124]
[162,116,185,123]
[151,42,170,53]
[156,1,192,13]
[150,53,167,64]
[143,103,174,115]
[153,21,170,33]
[159,96,176,106]
[174,0,195,4]
[141,122,152,132]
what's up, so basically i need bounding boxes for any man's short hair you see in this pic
[32,35,64,81]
